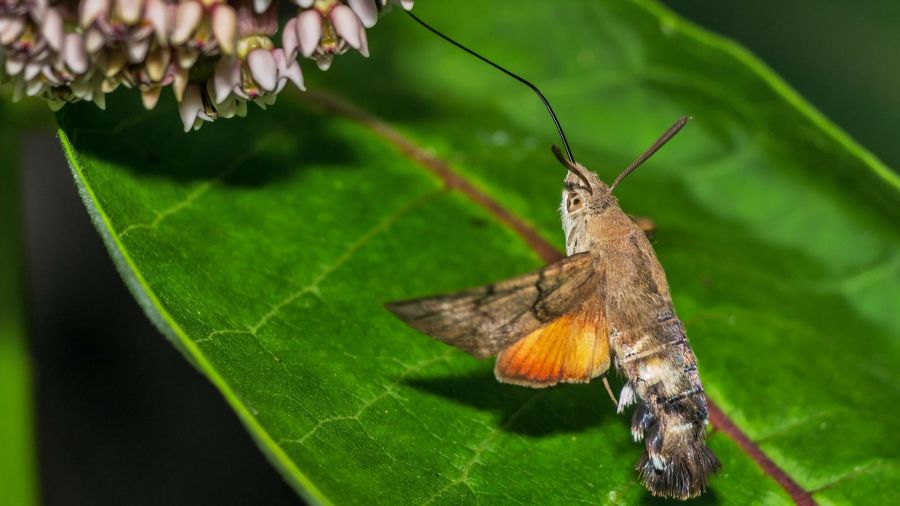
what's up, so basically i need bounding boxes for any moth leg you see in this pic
[628,214,656,239]
[601,376,618,405]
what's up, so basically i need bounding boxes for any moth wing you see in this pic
[493,297,610,387]
[386,252,594,359]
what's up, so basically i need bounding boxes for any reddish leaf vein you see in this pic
[306,90,816,505]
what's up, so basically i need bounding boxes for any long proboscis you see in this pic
[610,117,691,192]
[404,10,576,165]
[404,9,690,190]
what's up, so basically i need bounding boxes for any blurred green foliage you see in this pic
[665,0,900,170]
[0,99,51,506]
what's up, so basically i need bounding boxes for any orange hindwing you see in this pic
[494,304,610,388]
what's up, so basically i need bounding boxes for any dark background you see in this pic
[21,3,898,505]
[22,135,300,505]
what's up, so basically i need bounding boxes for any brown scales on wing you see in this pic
[386,252,609,388]
[389,135,720,499]
[385,252,595,360]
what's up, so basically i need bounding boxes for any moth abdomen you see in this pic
[631,385,719,499]
[629,401,652,441]
[636,435,720,501]
[613,313,720,499]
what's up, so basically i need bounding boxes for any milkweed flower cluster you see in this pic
[0,0,413,130]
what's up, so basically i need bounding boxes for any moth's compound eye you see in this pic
[567,194,584,213]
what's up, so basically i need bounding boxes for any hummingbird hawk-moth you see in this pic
[388,118,721,499]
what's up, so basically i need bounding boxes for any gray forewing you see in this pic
[386,252,595,359]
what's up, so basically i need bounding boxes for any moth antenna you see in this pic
[405,10,576,164]
[610,116,691,192]
[552,145,593,194]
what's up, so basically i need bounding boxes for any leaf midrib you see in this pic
[302,88,818,504]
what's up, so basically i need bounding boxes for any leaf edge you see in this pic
[57,129,336,506]
[636,0,899,193]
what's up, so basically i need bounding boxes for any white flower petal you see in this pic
[253,0,272,14]
[274,48,304,91]
[41,8,64,52]
[379,0,415,11]
[232,87,249,101]
[79,0,111,27]
[172,65,188,102]
[198,110,214,123]
[31,0,50,21]
[104,50,126,77]
[171,1,203,46]
[85,28,106,53]
[357,24,369,57]
[117,0,145,25]
[63,33,89,74]
[330,5,362,50]
[212,5,237,55]
[296,10,322,58]
[177,47,199,69]
[41,67,62,85]
[23,62,42,81]
[101,77,122,93]
[145,0,170,44]
[348,0,378,28]
[93,90,107,110]
[247,49,277,92]
[141,86,162,109]
[179,83,203,132]
[127,37,151,63]
[282,17,299,59]
[213,56,240,103]
[145,47,170,81]
[0,18,25,46]
[5,55,25,77]
[26,79,46,97]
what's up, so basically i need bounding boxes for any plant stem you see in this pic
[0,102,41,506]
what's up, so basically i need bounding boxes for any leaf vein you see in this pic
[422,391,546,505]
[197,191,437,345]
[281,353,453,446]
[117,148,260,238]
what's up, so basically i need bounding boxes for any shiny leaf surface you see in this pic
[57,1,899,503]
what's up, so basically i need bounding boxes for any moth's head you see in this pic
[552,146,614,217]
[552,116,692,218]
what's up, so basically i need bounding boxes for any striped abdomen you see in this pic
[611,307,720,500]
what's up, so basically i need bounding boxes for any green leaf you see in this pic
[56,0,898,504]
